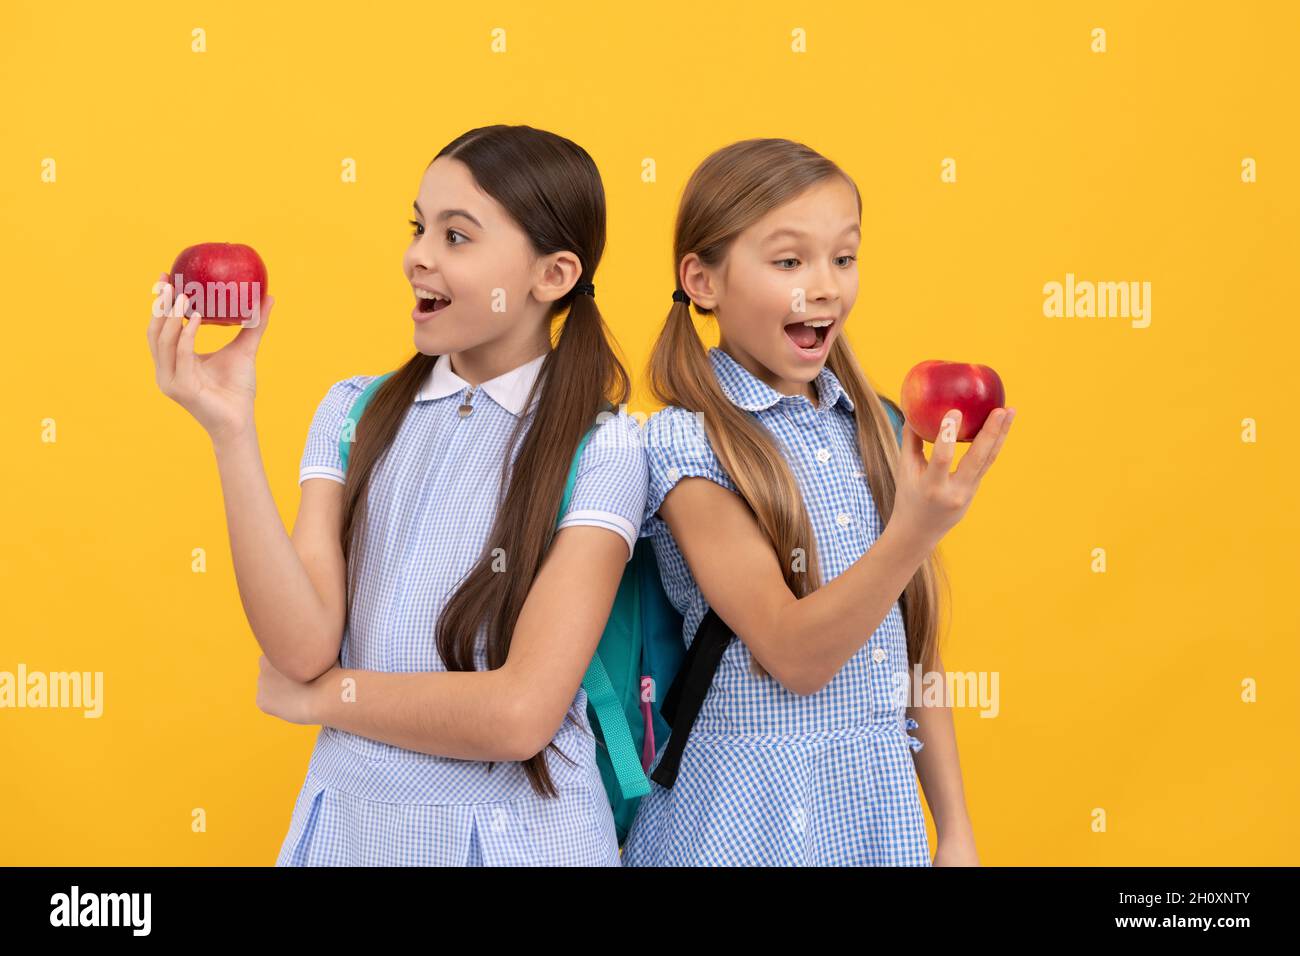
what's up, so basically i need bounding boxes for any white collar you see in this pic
[415,351,548,416]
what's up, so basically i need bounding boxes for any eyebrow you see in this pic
[762,223,861,243]
[412,201,483,228]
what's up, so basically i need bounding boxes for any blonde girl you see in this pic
[620,138,1015,866]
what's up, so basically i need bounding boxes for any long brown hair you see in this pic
[340,126,629,796]
[647,138,949,682]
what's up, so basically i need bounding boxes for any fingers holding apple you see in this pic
[148,242,272,442]
[229,289,274,357]
[900,360,1004,443]
[953,405,1016,488]
[146,272,170,366]
[922,407,962,485]
[174,286,206,386]
[889,360,1016,550]
[155,284,189,386]
[168,242,268,327]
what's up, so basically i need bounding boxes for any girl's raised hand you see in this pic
[889,405,1016,552]
[146,272,275,444]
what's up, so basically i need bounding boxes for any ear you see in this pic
[532,250,584,305]
[680,252,719,312]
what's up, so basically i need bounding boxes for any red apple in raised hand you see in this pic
[900,360,1006,443]
[168,243,268,327]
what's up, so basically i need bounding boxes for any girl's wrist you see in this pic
[877,518,936,574]
[935,812,976,843]
[209,419,258,455]
[308,666,343,725]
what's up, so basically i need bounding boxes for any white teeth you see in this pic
[415,289,448,302]
[801,319,833,328]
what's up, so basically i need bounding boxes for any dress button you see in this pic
[871,647,887,663]
[815,448,831,463]
[667,466,680,481]
[836,513,851,527]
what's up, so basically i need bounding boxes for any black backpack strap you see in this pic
[650,607,734,789]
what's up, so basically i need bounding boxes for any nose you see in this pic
[405,230,439,275]
[804,262,840,305]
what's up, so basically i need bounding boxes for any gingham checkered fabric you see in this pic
[621,347,931,866]
[275,363,647,866]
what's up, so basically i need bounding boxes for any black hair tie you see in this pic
[672,289,691,305]
[573,282,595,298]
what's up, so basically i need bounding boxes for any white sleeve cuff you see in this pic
[299,466,345,486]
[556,510,639,562]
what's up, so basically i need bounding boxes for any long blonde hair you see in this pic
[647,138,949,678]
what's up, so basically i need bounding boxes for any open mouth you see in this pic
[415,290,451,314]
[783,317,834,355]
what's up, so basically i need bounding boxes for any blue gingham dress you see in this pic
[620,346,931,867]
[275,351,647,866]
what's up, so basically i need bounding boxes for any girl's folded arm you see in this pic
[284,478,348,678]
[497,523,631,757]
[660,476,932,696]
[310,524,628,762]
[212,429,345,683]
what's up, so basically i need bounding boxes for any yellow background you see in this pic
[1,0,1295,865]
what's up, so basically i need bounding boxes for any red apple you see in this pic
[168,243,268,326]
[900,360,1006,443]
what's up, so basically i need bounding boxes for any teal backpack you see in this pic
[885,401,905,447]
[337,372,685,845]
